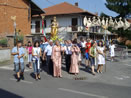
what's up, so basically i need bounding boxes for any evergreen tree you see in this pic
[105,0,131,18]
[103,0,131,40]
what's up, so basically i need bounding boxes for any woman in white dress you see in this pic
[32,41,42,80]
[96,41,106,73]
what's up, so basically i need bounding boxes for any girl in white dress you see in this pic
[97,41,106,73]
[32,41,42,80]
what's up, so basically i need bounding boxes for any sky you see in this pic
[33,0,118,17]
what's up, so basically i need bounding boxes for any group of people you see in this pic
[11,38,116,82]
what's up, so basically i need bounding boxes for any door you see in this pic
[72,18,78,31]
[35,21,40,33]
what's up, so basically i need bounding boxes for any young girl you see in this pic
[26,41,32,69]
[32,41,42,80]
[97,41,106,73]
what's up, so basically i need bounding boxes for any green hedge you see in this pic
[0,38,8,45]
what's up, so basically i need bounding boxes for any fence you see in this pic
[106,44,128,60]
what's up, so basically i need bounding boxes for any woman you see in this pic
[89,42,96,75]
[32,41,42,80]
[69,41,80,75]
[52,41,62,78]
[26,41,32,69]
[97,41,106,73]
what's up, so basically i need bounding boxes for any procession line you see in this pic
[58,88,108,98]
[10,78,33,84]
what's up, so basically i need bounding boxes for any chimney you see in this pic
[75,2,78,7]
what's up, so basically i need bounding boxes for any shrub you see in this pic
[0,38,8,46]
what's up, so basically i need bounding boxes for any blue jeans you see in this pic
[90,57,95,66]
[14,62,24,73]
[33,60,40,74]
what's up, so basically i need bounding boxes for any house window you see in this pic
[72,18,78,31]
[35,21,40,33]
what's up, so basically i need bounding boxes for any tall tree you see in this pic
[103,0,131,40]
[105,0,131,18]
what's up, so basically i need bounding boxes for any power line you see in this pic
[45,0,55,5]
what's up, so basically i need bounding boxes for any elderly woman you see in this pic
[69,41,80,75]
[52,41,63,78]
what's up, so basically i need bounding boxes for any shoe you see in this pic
[38,77,41,80]
[100,72,103,74]
[92,72,96,75]
[35,77,38,81]
[17,78,21,82]
[21,75,25,80]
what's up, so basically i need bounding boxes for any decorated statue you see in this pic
[96,17,101,26]
[109,16,114,27]
[51,16,59,38]
[92,16,97,27]
[124,19,131,30]
[115,17,124,29]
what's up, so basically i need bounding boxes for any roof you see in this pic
[26,0,45,15]
[127,19,131,23]
[42,2,96,16]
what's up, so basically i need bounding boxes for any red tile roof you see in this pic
[127,19,131,23]
[42,2,96,16]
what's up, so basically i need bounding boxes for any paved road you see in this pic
[0,55,131,98]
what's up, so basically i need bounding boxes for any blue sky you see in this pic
[33,0,118,17]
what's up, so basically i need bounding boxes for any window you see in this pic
[35,21,40,33]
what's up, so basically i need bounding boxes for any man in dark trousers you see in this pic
[64,40,72,73]
[43,40,53,75]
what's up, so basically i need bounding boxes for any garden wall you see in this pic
[0,49,11,62]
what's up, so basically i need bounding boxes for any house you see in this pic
[0,0,45,47]
[31,2,97,40]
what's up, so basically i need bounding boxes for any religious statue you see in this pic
[96,17,101,26]
[123,19,130,30]
[51,16,59,38]
[109,16,114,27]
[92,16,97,27]
[116,17,124,29]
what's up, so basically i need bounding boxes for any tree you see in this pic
[103,0,131,40]
[105,0,131,18]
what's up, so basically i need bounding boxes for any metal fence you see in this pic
[106,44,128,60]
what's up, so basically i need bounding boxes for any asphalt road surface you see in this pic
[0,55,131,98]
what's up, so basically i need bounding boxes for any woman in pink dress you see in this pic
[70,43,80,75]
[26,41,33,69]
[52,41,63,78]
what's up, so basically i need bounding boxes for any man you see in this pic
[12,41,25,82]
[41,39,49,67]
[85,39,91,68]
[109,42,115,61]
[80,38,86,59]
[64,40,72,73]
[43,40,53,75]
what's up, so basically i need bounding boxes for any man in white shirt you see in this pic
[80,38,86,59]
[64,40,72,73]
[43,40,53,75]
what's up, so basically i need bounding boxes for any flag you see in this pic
[42,19,47,42]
